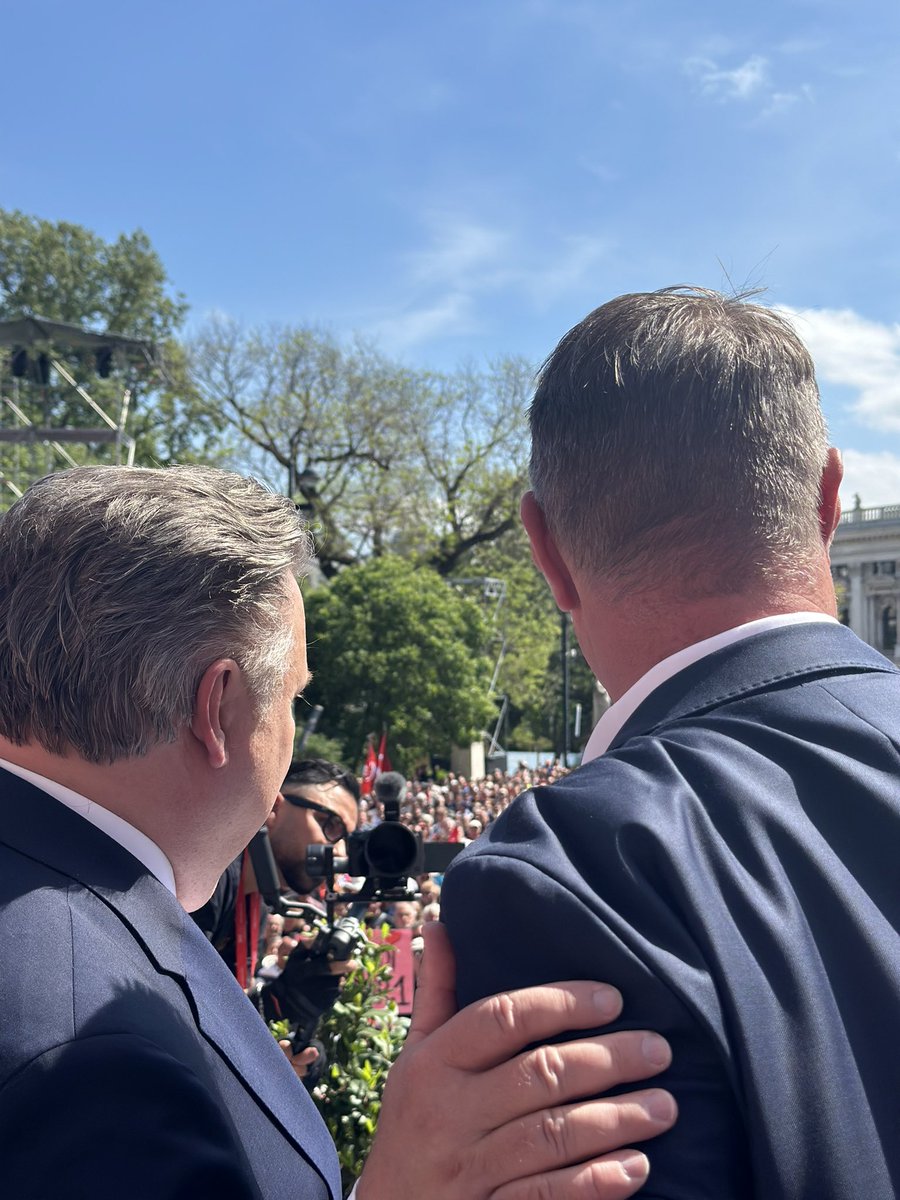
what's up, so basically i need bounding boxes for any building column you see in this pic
[848,563,865,639]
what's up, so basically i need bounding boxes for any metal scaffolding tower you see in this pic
[0,316,157,503]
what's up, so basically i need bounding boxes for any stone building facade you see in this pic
[831,502,900,661]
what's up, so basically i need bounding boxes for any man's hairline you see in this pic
[282,780,361,815]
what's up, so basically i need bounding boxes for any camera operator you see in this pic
[193,758,360,1083]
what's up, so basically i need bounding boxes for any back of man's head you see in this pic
[529,287,828,599]
[0,465,312,764]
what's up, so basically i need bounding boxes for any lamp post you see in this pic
[289,462,320,513]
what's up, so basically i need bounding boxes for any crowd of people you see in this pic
[7,284,899,1199]
[364,761,568,840]
[348,763,569,933]
[259,762,570,978]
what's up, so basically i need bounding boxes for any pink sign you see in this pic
[373,927,415,1015]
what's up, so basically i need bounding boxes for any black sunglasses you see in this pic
[283,795,349,845]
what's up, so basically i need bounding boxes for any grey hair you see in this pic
[0,465,313,763]
[529,287,829,597]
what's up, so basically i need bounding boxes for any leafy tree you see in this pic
[303,555,496,772]
[189,318,421,573]
[312,933,408,1197]
[0,209,194,501]
[187,318,532,577]
[402,359,531,576]
[0,209,186,339]
[268,930,407,1199]
[462,522,599,756]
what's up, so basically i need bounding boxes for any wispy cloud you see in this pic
[368,292,477,351]
[370,214,613,350]
[413,214,611,296]
[779,306,900,433]
[688,54,770,100]
[684,53,812,116]
[409,220,512,290]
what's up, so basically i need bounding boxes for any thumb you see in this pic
[405,922,457,1048]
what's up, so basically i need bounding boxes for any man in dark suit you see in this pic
[442,289,900,1198]
[0,464,677,1199]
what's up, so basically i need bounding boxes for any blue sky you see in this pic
[3,0,900,503]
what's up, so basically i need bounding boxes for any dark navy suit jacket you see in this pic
[443,623,900,1199]
[0,769,341,1200]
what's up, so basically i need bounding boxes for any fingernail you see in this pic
[641,1033,671,1068]
[620,1152,649,1182]
[592,985,622,1019]
[642,1089,676,1122]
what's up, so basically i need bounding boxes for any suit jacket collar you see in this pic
[609,622,899,752]
[0,768,340,1198]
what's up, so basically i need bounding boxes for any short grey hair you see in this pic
[0,465,313,763]
[529,288,829,597]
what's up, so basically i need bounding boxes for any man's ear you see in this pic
[520,491,580,612]
[819,447,843,546]
[190,658,240,769]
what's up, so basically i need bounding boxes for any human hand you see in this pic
[276,935,299,970]
[357,924,676,1200]
[278,1038,319,1081]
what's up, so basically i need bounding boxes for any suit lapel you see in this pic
[610,623,899,752]
[0,770,340,1199]
[180,912,341,1195]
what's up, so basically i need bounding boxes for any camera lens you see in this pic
[364,823,419,877]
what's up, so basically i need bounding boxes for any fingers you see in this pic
[279,1040,318,1080]
[328,958,356,976]
[480,1089,677,1194]
[474,1030,672,1128]
[430,980,625,1072]
[491,1150,656,1200]
[405,923,458,1046]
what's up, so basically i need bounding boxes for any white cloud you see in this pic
[839,450,900,508]
[687,54,770,100]
[406,214,611,302]
[368,292,476,352]
[523,233,612,307]
[759,84,814,119]
[778,306,900,433]
[410,220,512,290]
[369,214,613,348]
[684,53,811,117]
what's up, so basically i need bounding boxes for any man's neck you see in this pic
[576,576,838,703]
[0,736,205,908]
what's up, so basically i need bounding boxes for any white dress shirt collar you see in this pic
[582,612,839,764]
[0,756,177,895]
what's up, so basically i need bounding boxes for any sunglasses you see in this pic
[283,794,349,845]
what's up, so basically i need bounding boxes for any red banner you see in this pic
[375,730,391,774]
[360,742,377,796]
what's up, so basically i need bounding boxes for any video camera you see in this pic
[305,771,462,904]
[246,771,463,1061]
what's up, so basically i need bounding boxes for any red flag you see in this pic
[375,730,391,774]
[360,741,377,795]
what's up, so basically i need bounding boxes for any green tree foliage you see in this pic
[0,209,187,338]
[0,210,194,501]
[268,931,407,1198]
[463,523,559,749]
[190,318,421,572]
[303,555,496,772]
[187,318,531,577]
[312,933,408,1197]
[462,522,598,756]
